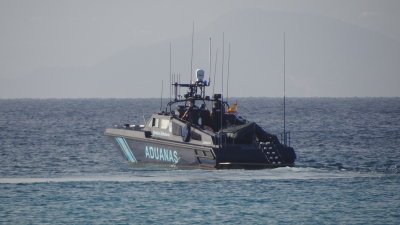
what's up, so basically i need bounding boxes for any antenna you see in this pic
[221,32,225,96]
[172,73,175,100]
[209,37,212,85]
[220,32,225,134]
[178,74,181,97]
[213,48,218,96]
[160,80,164,112]
[227,42,231,103]
[169,42,172,101]
[190,21,194,83]
[283,32,287,145]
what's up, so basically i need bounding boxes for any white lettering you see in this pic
[145,146,150,158]
[173,151,178,163]
[168,150,173,162]
[144,145,179,164]
[149,146,154,158]
[152,131,171,137]
[159,148,165,161]
[155,147,159,160]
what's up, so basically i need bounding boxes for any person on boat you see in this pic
[198,103,213,130]
[210,100,225,131]
[181,99,199,124]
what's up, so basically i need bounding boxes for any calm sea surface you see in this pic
[0,98,399,224]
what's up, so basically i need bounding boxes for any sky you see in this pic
[0,0,399,98]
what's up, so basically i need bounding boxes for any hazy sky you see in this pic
[0,0,399,98]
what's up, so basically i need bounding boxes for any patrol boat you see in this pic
[105,69,296,169]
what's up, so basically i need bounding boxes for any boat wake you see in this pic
[0,167,383,184]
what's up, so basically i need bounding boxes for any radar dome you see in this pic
[196,69,205,81]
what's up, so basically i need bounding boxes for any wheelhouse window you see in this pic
[151,118,159,127]
[159,119,170,129]
[150,118,170,130]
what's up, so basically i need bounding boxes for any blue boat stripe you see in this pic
[122,138,137,162]
[115,138,131,161]
[119,138,135,162]
[115,137,137,162]
[118,138,135,162]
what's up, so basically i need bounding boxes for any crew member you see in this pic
[210,100,225,131]
[181,100,198,124]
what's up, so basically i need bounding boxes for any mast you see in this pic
[190,21,194,83]
[220,33,225,134]
[221,32,225,97]
[227,42,231,103]
[209,37,212,86]
[160,80,163,111]
[173,74,177,100]
[169,42,172,101]
[213,48,218,96]
[283,32,286,145]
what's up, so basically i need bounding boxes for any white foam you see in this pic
[0,167,382,184]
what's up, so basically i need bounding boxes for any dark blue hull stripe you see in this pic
[115,137,137,162]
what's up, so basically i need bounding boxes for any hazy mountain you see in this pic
[1,9,399,98]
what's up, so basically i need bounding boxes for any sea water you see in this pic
[0,98,399,224]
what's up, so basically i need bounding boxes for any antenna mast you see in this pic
[213,48,218,96]
[169,42,172,101]
[172,74,176,100]
[220,33,225,134]
[283,32,287,145]
[190,21,194,83]
[227,42,231,103]
[209,37,212,86]
[160,80,163,111]
[221,32,225,96]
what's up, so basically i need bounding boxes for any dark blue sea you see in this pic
[0,98,399,224]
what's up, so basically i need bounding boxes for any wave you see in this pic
[0,167,384,184]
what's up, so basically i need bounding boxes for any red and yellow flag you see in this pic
[227,103,238,114]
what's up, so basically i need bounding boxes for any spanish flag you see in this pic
[227,103,238,114]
